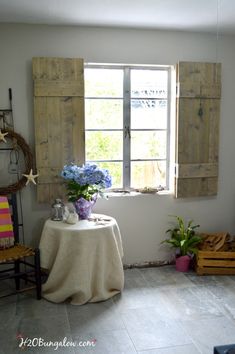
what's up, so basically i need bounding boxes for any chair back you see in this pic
[0,194,17,248]
[8,194,19,244]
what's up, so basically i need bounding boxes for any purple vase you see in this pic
[73,195,97,220]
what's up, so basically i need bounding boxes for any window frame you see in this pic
[84,63,171,191]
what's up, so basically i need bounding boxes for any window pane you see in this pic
[131,131,166,160]
[85,99,123,129]
[131,69,168,98]
[131,99,167,129]
[85,68,123,97]
[86,131,123,160]
[131,161,166,188]
[93,161,122,188]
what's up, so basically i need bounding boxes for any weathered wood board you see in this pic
[33,57,85,203]
[175,62,221,198]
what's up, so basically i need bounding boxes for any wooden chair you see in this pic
[0,194,41,299]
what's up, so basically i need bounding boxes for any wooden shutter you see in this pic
[175,62,221,198]
[33,57,85,203]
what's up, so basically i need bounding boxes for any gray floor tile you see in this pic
[16,292,67,319]
[121,306,192,351]
[113,286,169,313]
[2,267,235,354]
[73,329,137,353]
[228,276,235,284]
[180,275,235,322]
[180,316,235,354]
[112,268,152,311]
[185,273,229,286]
[139,266,195,289]
[138,343,201,354]
[16,315,74,353]
[0,323,22,354]
[0,295,18,330]
[123,268,149,289]
[158,286,223,321]
[205,277,235,300]
[67,299,125,336]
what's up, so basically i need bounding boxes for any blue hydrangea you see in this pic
[61,164,80,180]
[61,163,112,201]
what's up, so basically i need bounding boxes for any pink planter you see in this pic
[175,255,191,272]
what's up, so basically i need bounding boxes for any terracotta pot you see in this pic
[175,255,191,272]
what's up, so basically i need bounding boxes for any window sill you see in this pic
[106,190,173,198]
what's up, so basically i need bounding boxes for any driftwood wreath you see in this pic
[0,129,34,195]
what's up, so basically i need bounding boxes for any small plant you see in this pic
[162,215,202,257]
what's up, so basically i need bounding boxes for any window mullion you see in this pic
[165,67,171,190]
[123,67,131,189]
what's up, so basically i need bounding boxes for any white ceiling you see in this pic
[0,0,235,35]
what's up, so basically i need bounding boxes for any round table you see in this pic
[39,214,124,305]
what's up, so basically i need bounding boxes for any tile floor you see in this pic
[1,266,235,353]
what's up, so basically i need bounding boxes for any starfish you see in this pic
[0,129,8,143]
[23,169,39,185]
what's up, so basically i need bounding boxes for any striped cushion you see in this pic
[0,196,14,249]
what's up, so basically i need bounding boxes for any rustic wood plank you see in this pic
[71,98,85,165]
[37,185,50,203]
[175,62,221,198]
[49,183,67,202]
[177,62,221,86]
[47,97,61,169]
[209,100,220,162]
[33,57,85,203]
[196,267,235,275]
[60,96,75,165]
[34,80,84,97]
[177,98,220,164]
[178,83,221,98]
[197,259,235,267]
[37,167,62,184]
[176,163,218,178]
[198,251,235,258]
[37,182,66,203]
[175,177,218,198]
[34,97,49,168]
[32,57,84,80]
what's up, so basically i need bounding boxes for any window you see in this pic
[85,64,171,190]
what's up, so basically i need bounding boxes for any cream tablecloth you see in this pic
[39,215,124,305]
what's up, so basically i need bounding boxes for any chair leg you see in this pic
[34,248,41,300]
[14,260,20,290]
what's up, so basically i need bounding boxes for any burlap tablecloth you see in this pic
[39,215,124,305]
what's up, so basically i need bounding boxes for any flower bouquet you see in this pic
[61,163,112,219]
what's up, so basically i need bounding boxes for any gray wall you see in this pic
[0,24,235,263]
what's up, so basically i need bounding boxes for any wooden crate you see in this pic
[196,250,235,275]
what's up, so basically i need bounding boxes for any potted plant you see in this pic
[162,216,202,272]
[61,163,112,220]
